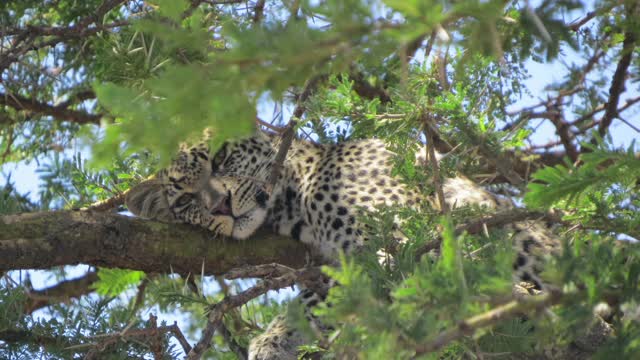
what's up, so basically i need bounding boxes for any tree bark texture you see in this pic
[0,210,312,275]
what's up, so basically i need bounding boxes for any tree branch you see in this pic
[423,119,448,214]
[0,210,318,275]
[82,318,191,359]
[24,271,99,314]
[0,21,128,39]
[0,1,127,72]
[597,20,637,139]
[0,329,77,349]
[0,92,101,125]
[413,288,566,355]
[267,76,324,187]
[187,268,305,359]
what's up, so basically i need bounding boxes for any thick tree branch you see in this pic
[0,21,128,39]
[548,97,580,163]
[24,271,99,314]
[0,329,77,349]
[597,24,636,139]
[0,92,101,125]
[0,210,318,275]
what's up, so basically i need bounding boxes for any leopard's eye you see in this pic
[175,193,194,207]
[211,143,228,172]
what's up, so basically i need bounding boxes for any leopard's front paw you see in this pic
[205,215,234,238]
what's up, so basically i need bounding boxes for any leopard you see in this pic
[125,131,560,360]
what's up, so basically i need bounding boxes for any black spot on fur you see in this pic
[522,238,536,253]
[291,220,304,241]
[256,188,269,207]
[342,241,350,251]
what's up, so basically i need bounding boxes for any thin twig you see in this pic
[267,76,323,188]
[224,263,296,280]
[423,119,448,214]
[186,271,299,360]
[413,288,566,355]
[568,3,618,32]
[79,320,192,359]
[415,209,563,260]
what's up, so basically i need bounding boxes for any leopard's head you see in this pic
[125,133,276,239]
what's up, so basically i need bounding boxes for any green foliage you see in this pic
[525,139,640,239]
[0,176,37,214]
[526,139,640,209]
[93,268,146,296]
[0,275,177,359]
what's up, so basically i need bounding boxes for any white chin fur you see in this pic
[231,208,268,239]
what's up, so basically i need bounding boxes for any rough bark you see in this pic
[0,210,314,275]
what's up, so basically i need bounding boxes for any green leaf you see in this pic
[93,268,146,296]
[150,0,188,22]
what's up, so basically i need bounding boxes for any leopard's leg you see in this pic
[249,286,331,360]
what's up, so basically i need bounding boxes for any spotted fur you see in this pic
[125,132,559,359]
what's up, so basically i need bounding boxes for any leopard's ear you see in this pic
[125,177,175,223]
